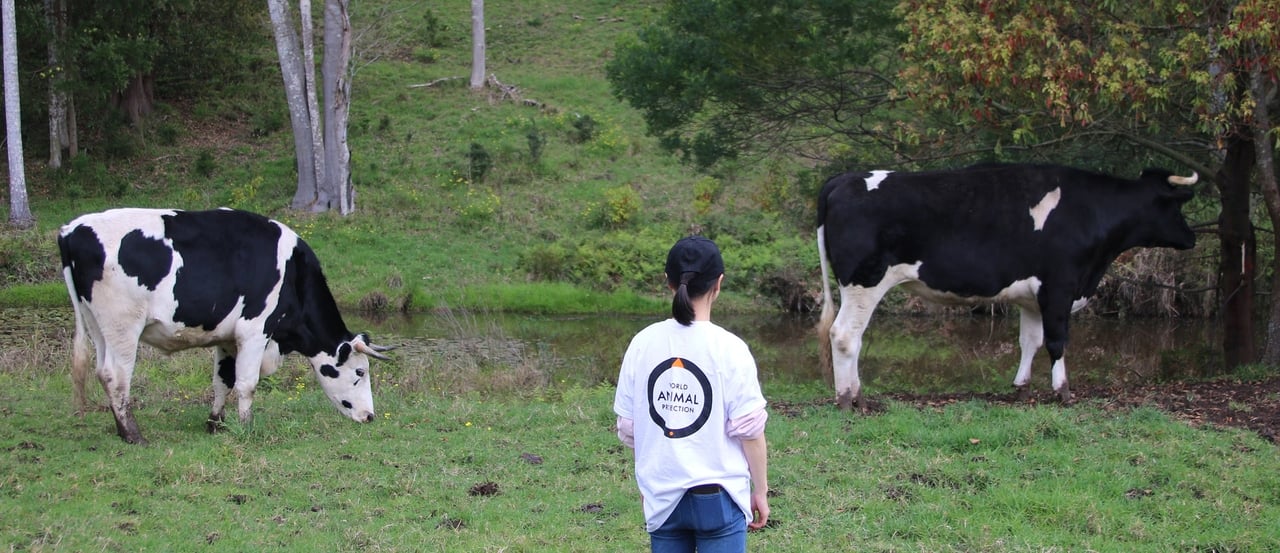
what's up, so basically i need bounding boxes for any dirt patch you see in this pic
[775,376,1280,445]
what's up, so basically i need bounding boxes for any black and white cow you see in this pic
[58,208,392,444]
[816,163,1197,410]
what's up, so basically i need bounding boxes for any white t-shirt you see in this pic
[613,319,767,531]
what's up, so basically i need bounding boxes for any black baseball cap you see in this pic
[665,236,724,286]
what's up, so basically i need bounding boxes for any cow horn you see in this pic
[1167,172,1198,186]
[354,340,394,361]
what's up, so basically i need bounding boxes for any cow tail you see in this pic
[816,225,835,375]
[63,267,92,416]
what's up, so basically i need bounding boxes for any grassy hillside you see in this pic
[0,0,817,314]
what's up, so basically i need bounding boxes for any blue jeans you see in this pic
[649,487,748,553]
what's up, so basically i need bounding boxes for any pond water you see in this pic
[5,305,1228,396]
[351,309,1228,395]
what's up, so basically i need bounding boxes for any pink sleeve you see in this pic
[727,408,767,440]
[616,416,635,448]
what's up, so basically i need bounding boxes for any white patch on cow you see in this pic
[1028,187,1061,231]
[1070,296,1089,313]
[864,170,894,191]
[1014,308,1044,387]
[901,274,1043,311]
[1051,357,1069,392]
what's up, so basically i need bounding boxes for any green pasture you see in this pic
[3,337,1277,552]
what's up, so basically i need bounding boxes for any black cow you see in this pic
[816,164,1197,410]
[58,208,393,444]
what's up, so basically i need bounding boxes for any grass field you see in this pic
[2,307,1278,552]
[4,358,1278,552]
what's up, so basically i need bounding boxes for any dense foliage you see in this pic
[606,0,903,169]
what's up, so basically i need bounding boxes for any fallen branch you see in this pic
[486,73,545,109]
[408,76,465,89]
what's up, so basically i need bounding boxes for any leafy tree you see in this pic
[606,0,903,169]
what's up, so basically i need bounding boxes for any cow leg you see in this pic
[831,283,893,411]
[208,346,236,433]
[1040,303,1073,404]
[97,347,146,445]
[1013,307,1045,401]
[232,337,269,425]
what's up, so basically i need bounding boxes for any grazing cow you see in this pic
[58,208,393,444]
[816,164,1197,410]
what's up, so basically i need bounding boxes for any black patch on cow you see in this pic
[118,229,173,291]
[263,242,352,358]
[341,400,353,409]
[217,353,236,388]
[336,343,352,366]
[164,210,283,330]
[320,364,339,379]
[58,225,106,302]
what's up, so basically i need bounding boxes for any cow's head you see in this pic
[308,333,392,423]
[1137,169,1198,250]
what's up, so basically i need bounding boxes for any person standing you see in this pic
[614,236,770,552]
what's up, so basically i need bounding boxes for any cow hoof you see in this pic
[1015,386,1031,402]
[1056,387,1074,405]
[206,415,226,434]
[836,391,860,411]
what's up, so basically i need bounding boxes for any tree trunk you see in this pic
[3,0,33,228]
[113,74,154,126]
[321,0,353,214]
[268,0,321,210]
[1217,135,1257,369]
[45,0,71,168]
[300,0,326,211]
[1251,57,1280,364]
[470,0,485,90]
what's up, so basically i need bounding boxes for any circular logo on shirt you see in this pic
[647,357,713,439]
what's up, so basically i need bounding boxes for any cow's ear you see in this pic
[336,342,352,366]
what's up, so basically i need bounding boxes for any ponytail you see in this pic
[672,272,696,325]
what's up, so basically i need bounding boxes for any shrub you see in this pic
[468,142,492,183]
[460,187,500,226]
[518,243,571,281]
[692,176,720,216]
[582,185,642,230]
[194,149,217,178]
[156,122,183,146]
[527,128,545,165]
[569,113,597,143]
[422,10,450,48]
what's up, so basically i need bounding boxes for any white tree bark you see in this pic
[470,0,485,90]
[3,0,33,228]
[268,0,321,210]
[322,0,353,214]
[300,0,326,210]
